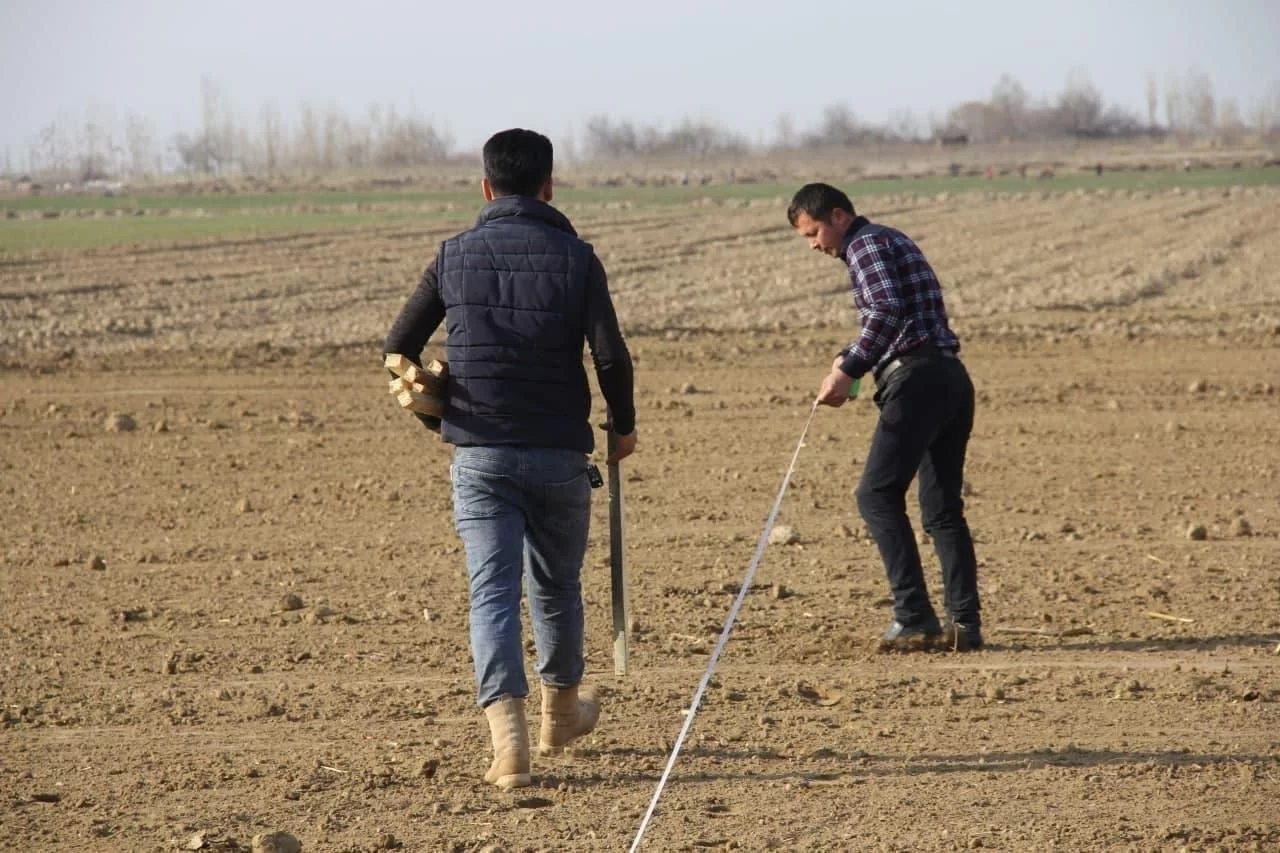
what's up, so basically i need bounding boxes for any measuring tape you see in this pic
[630,400,821,851]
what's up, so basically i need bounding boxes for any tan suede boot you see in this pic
[482,696,531,790]
[538,683,600,755]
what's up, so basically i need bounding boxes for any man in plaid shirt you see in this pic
[788,182,982,652]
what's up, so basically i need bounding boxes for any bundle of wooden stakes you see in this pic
[385,354,448,425]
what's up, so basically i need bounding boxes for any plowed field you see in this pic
[3,184,1279,851]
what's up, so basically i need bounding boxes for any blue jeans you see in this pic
[451,445,593,708]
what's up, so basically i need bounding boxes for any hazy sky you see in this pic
[2,0,1278,156]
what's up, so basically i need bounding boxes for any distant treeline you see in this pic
[8,69,1280,182]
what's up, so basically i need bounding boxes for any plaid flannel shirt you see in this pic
[837,216,960,379]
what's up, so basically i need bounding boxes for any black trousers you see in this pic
[856,352,980,628]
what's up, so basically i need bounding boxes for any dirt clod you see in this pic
[1229,517,1252,537]
[303,604,336,624]
[370,832,399,850]
[105,413,136,432]
[251,831,301,853]
[767,525,798,546]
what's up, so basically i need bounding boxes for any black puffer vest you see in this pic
[437,196,596,452]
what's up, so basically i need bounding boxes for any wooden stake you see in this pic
[397,388,444,417]
[384,353,415,377]
[1144,610,1194,624]
[389,377,427,395]
[386,353,446,384]
[385,354,448,417]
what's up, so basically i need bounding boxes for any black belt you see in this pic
[874,345,958,385]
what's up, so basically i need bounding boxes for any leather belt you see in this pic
[874,345,958,385]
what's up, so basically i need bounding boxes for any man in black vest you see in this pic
[788,183,982,654]
[384,128,637,790]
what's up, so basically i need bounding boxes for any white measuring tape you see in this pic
[629,400,821,851]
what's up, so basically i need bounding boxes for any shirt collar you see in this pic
[841,215,870,258]
[476,195,578,236]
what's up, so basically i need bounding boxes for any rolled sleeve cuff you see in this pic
[839,351,871,379]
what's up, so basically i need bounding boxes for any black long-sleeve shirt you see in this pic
[384,251,636,436]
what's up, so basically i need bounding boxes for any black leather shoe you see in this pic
[878,619,943,652]
[941,622,984,652]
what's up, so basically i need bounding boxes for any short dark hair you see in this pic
[786,182,855,226]
[483,128,554,197]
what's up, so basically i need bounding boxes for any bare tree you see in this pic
[797,103,898,146]
[37,121,69,176]
[942,100,995,142]
[887,108,923,141]
[106,108,125,176]
[1164,73,1184,132]
[322,104,342,171]
[582,115,639,159]
[172,132,217,175]
[1183,68,1216,134]
[297,102,320,171]
[260,100,282,176]
[375,111,452,167]
[1146,74,1159,129]
[199,74,225,174]
[926,110,944,138]
[989,73,1030,140]
[1253,81,1280,137]
[1095,105,1146,138]
[772,113,795,149]
[580,114,746,159]
[1217,97,1244,143]
[15,66,1263,179]
[77,111,108,181]
[559,128,579,164]
[125,113,154,177]
[1055,68,1104,136]
[366,103,385,147]
[810,104,861,146]
[232,124,257,174]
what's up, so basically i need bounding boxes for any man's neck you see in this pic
[841,215,870,251]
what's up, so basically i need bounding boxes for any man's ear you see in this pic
[538,178,553,203]
[481,178,496,202]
